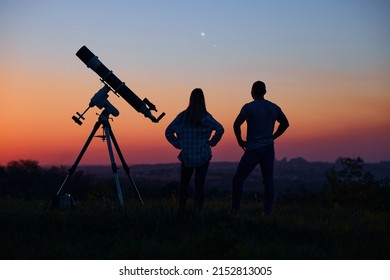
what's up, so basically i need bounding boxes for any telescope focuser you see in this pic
[143,98,166,123]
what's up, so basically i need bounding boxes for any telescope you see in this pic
[54,45,165,209]
[74,45,165,124]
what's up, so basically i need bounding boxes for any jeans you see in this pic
[180,160,210,210]
[232,144,275,214]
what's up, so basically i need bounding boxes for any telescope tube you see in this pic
[76,45,156,121]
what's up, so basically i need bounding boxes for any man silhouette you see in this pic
[232,81,289,216]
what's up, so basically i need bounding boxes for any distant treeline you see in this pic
[0,159,91,200]
[0,158,389,211]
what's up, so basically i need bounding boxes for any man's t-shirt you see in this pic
[239,99,283,150]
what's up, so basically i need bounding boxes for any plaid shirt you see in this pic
[165,112,224,167]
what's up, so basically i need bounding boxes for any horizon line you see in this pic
[5,157,386,168]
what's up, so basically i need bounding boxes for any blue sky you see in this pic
[2,0,388,72]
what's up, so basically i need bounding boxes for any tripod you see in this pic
[55,109,144,208]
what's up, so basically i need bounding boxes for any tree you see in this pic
[1,159,91,200]
[325,157,387,210]
[326,157,375,189]
[5,160,43,195]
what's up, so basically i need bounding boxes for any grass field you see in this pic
[1,195,388,260]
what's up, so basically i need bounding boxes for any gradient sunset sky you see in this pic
[1,0,389,165]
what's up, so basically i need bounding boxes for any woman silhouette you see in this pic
[165,88,224,211]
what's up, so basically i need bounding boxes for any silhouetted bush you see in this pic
[0,159,91,200]
[325,157,389,211]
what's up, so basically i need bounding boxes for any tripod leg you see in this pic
[56,121,101,196]
[108,125,144,205]
[103,125,125,209]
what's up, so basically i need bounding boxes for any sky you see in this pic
[0,0,389,166]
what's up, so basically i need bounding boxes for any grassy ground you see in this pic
[0,196,388,260]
